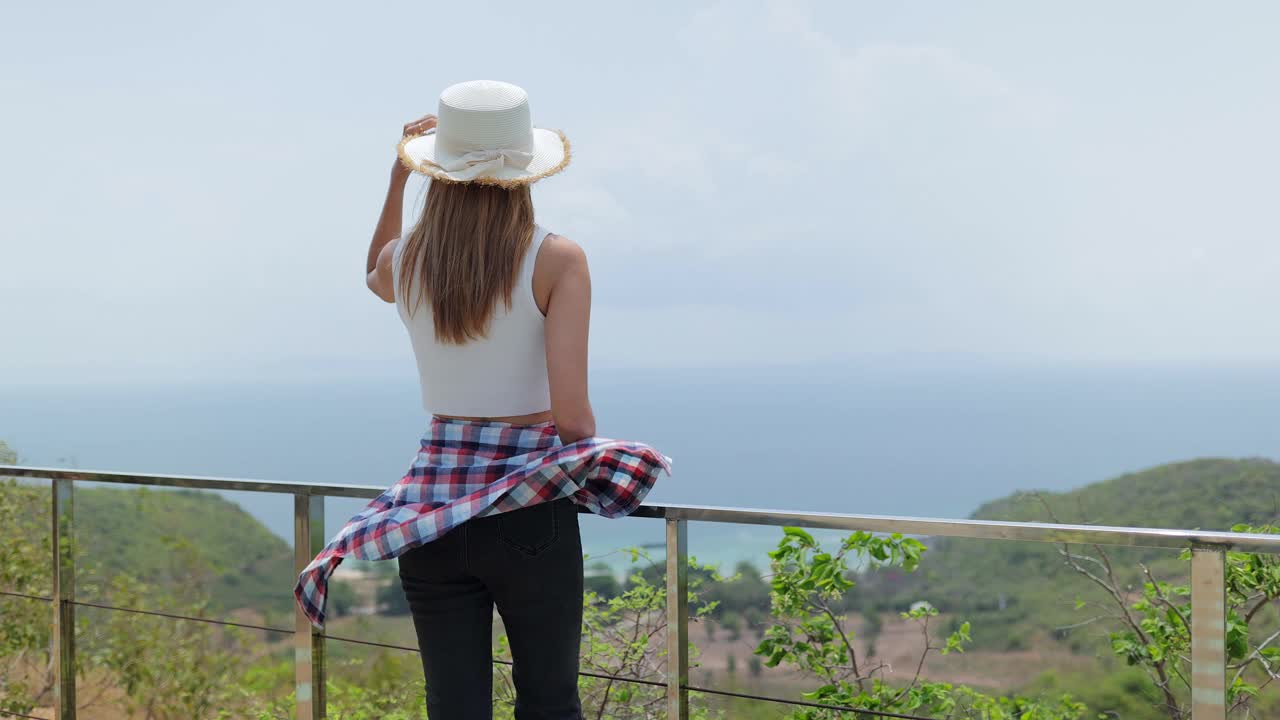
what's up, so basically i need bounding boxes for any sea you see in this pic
[4,363,1279,572]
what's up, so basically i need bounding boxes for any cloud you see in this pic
[535,181,631,244]
[4,0,1280,383]
[629,0,1280,364]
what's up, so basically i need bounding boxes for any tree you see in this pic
[492,546,724,720]
[0,477,52,717]
[325,579,360,618]
[1,466,266,719]
[84,571,252,719]
[1054,521,1280,719]
[705,561,771,618]
[755,527,1086,720]
[585,562,622,599]
[376,576,411,615]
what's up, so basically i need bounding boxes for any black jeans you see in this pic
[397,496,585,720]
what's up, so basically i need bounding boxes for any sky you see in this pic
[2,1,1279,384]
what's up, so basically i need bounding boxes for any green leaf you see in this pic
[782,526,816,545]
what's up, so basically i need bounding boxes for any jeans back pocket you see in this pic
[497,500,559,556]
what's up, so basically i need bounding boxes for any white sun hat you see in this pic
[398,80,570,187]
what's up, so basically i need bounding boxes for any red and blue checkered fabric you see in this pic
[294,417,671,628]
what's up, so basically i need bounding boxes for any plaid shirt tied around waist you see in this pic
[294,417,672,628]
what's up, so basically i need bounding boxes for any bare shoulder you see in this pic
[539,232,587,272]
[534,232,588,287]
[532,233,589,312]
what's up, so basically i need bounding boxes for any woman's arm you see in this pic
[364,163,408,303]
[366,115,436,303]
[541,235,597,444]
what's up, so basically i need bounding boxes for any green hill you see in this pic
[863,458,1280,650]
[970,457,1280,530]
[74,485,296,622]
[3,480,297,625]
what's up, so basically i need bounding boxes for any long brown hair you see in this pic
[397,180,536,344]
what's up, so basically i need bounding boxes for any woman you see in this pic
[294,80,670,720]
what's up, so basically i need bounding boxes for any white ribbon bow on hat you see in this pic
[430,147,535,181]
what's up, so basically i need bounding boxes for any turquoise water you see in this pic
[4,364,1279,571]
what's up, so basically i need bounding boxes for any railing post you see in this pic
[665,517,689,720]
[51,478,76,719]
[1190,544,1227,720]
[294,494,326,720]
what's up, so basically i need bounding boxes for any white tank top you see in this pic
[392,225,552,416]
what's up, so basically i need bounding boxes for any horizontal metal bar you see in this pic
[683,683,933,719]
[5,465,1280,553]
[658,503,1280,553]
[319,633,670,688]
[69,599,294,635]
[1,465,386,499]
[0,589,53,602]
[320,632,418,653]
[578,668,666,688]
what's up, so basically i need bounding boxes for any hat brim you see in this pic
[398,128,570,188]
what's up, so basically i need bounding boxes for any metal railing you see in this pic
[3,465,1280,720]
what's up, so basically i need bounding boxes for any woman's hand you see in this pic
[403,114,437,138]
[393,114,437,180]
